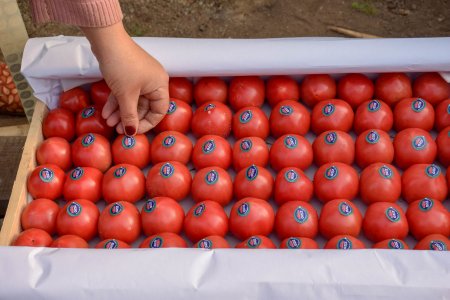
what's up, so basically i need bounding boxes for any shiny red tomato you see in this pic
[76,105,114,138]
[413,72,450,105]
[406,198,450,240]
[229,197,275,240]
[192,135,232,170]
[36,137,72,171]
[363,202,408,242]
[27,164,65,200]
[374,73,412,106]
[437,126,450,167]
[72,133,112,172]
[372,238,409,250]
[42,108,75,141]
[98,201,141,244]
[233,106,269,139]
[275,201,318,240]
[95,239,131,249]
[51,235,89,248]
[266,75,300,107]
[194,235,230,249]
[112,134,151,169]
[140,197,184,236]
[12,228,53,247]
[233,137,269,171]
[59,87,90,113]
[401,164,448,203]
[274,167,313,205]
[354,99,394,134]
[393,128,437,169]
[414,234,449,251]
[269,134,313,171]
[235,235,276,249]
[21,198,59,235]
[394,97,435,131]
[313,130,355,166]
[153,99,193,134]
[139,232,187,248]
[169,77,193,104]
[191,101,232,138]
[63,167,103,202]
[90,79,110,107]
[102,164,146,204]
[313,162,359,203]
[194,77,227,106]
[146,161,192,201]
[56,199,99,241]
[234,165,273,201]
[269,100,310,137]
[300,74,336,108]
[151,131,192,165]
[337,73,374,108]
[319,199,362,239]
[355,129,394,168]
[279,237,319,249]
[192,167,233,206]
[324,235,366,249]
[435,99,450,131]
[229,76,265,110]
[311,99,354,134]
[359,163,401,204]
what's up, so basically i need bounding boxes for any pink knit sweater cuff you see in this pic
[31,0,123,27]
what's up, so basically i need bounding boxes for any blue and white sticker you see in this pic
[247,236,261,248]
[365,130,380,144]
[122,136,136,149]
[160,162,175,178]
[388,239,404,249]
[412,136,427,150]
[284,169,299,183]
[202,140,216,154]
[81,133,95,147]
[286,237,302,249]
[338,201,353,216]
[39,167,54,183]
[240,139,252,152]
[103,239,119,249]
[162,135,176,148]
[109,202,124,216]
[425,164,441,178]
[324,166,339,180]
[294,206,309,224]
[67,202,82,217]
[167,101,177,114]
[378,165,393,179]
[322,103,335,116]
[193,203,206,217]
[239,110,253,124]
[447,103,450,114]
[325,132,338,145]
[418,198,434,211]
[205,170,219,185]
[197,239,213,249]
[429,240,447,251]
[150,237,163,248]
[411,98,426,112]
[336,237,352,250]
[204,103,215,111]
[367,100,381,112]
[81,106,95,118]
[114,166,127,178]
[70,167,84,180]
[144,199,157,213]
[246,165,259,181]
[385,207,401,222]
[280,105,293,116]
[284,135,298,149]
[237,202,250,217]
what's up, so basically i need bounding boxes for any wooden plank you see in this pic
[0,124,29,136]
[0,115,28,127]
[328,26,381,39]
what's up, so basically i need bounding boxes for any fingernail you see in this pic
[125,126,136,136]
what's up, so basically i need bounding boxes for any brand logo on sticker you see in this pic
[336,237,352,249]
[114,166,127,178]
[70,167,84,180]
[365,130,380,144]
[447,104,450,114]
[81,106,95,118]
[202,140,216,154]
[121,136,135,149]
[163,135,176,147]
[246,165,258,181]
[167,101,177,114]
[385,207,400,222]
[104,239,119,249]
[430,240,447,251]
[160,163,175,178]
[150,237,163,248]
[425,164,440,178]
[338,202,353,216]
[280,105,293,115]
[412,98,426,112]
[240,139,252,152]
[67,202,82,217]
[237,202,250,216]
[284,169,299,183]
[322,103,335,116]
[204,103,215,111]
[247,236,261,248]
[419,198,433,211]
[197,239,212,249]
[294,206,309,224]
[388,239,404,249]
[325,132,338,144]
[412,136,427,150]
[39,168,54,182]
[284,135,298,149]
[110,202,124,216]
[81,133,95,147]
[239,110,253,124]
[287,237,302,249]
[205,170,219,185]
[193,203,206,217]
[325,166,339,180]
[368,100,381,112]
[144,199,156,213]
[378,165,393,179]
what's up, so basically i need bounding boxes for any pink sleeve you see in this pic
[30,0,123,27]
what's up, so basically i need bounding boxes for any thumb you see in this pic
[116,90,140,136]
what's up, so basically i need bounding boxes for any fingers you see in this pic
[116,90,140,136]
[102,93,118,120]
[145,87,170,128]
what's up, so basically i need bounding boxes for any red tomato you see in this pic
[72,133,112,172]
[112,134,151,169]
[406,198,450,240]
[313,162,359,203]
[233,106,269,139]
[153,99,193,134]
[42,108,75,141]
[413,72,450,105]
[414,234,449,251]
[269,134,313,171]
[401,164,448,203]
[279,237,319,249]
[269,100,311,137]
[192,135,232,170]
[56,199,99,241]
[95,239,131,249]
[139,232,187,248]
[98,201,141,244]
[63,167,102,203]
[76,106,114,139]
[151,131,192,165]
[191,167,233,206]
[394,97,435,131]
[21,198,59,235]
[27,164,65,200]
[359,163,401,204]
[275,201,318,240]
[354,99,394,134]
[90,79,110,107]
[274,167,313,205]
[372,239,409,250]
[337,73,374,108]
[437,126,450,167]
[146,161,192,201]
[324,235,366,249]
[374,73,412,106]
[319,199,362,239]
[448,166,450,195]
[194,235,230,249]
[12,228,52,247]
[313,130,355,166]
[311,99,354,134]
[229,197,275,240]
[300,74,336,108]
[102,164,146,204]
[233,137,269,171]
[435,99,450,131]
[141,197,184,236]
[363,202,408,242]
[59,87,90,113]
[191,101,232,138]
[194,77,227,106]
[234,165,273,201]
[51,235,88,248]
[229,76,265,110]
[36,137,72,171]
[355,129,394,168]
[266,75,300,107]
[169,77,193,104]
[235,235,276,249]
[393,128,437,169]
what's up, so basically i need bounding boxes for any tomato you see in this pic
[191,101,232,138]
[266,75,300,107]
[42,108,75,141]
[437,126,450,167]
[90,79,110,107]
[36,137,72,171]
[275,201,318,240]
[234,165,273,201]
[59,87,90,113]
[372,239,409,250]
[233,137,269,171]
[300,74,336,108]
[95,239,131,249]
[153,99,193,134]
[72,133,112,172]
[56,199,100,241]
[269,134,313,171]
[401,164,448,203]
[151,131,192,165]
[311,99,354,134]
[274,167,313,205]
[146,161,192,201]
[394,97,435,131]
[98,201,141,244]
[324,235,366,249]
[141,197,184,236]
[140,232,187,248]
[63,167,102,202]
[354,100,394,134]
[362,202,408,242]
[192,167,233,206]
[192,135,232,170]
[21,198,59,235]
[279,237,319,249]
[229,197,275,240]
[337,73,374,108]
[393,128,437,169]
[435,99,450,131]
[102,164,146,204]
[313,162,359,203]
[232,106,269,139]
[51,235,89,248]
[194,77,227,106]
[319,199,362,239]
[229,76,265,110]
[194,235,230,249]
[269,100,311,137]
[169,77,193,104]
[27,164,65,200]
[12,228,53,247]
[414,234,449,251]
[413,72,450,105]
[355,129,394,168]
[359,163,401,204]
[76,106,114,138]
[406,198,450,240]
[235,235,276,249]
[313,130,355,166]
[374,73,412,106]
[112,134,151,169]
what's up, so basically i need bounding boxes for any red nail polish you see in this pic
[125,126,136,136]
